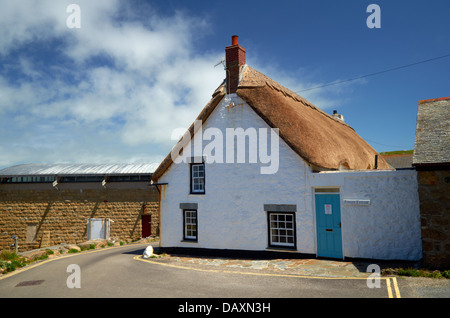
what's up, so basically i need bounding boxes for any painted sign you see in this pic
[343,199,371,206]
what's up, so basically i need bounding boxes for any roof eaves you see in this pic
[151,86,226,182]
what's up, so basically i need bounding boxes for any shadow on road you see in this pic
[121,248,146,256]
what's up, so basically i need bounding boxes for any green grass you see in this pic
[0,251,28,273]
[392,267,450,279]
[379,150,413,155]
[0,250,20,261]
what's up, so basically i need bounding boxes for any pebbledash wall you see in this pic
[158,94,422,261]
[0,182,159,252]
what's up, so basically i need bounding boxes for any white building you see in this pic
[151,36,422,261]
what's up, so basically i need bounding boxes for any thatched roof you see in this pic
[237,66,390,172]
[152,65,390,181]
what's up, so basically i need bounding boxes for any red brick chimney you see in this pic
[225,35,246,94]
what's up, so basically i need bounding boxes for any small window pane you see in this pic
[191,164,205,193]
[184,210,197,240]
[269,212,295,248]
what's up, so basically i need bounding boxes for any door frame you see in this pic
[313,188,343,259]
[87,218,110,241]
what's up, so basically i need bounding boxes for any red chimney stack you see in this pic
[225,35,246,94]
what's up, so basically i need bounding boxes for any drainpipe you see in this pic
[149,182,168,250]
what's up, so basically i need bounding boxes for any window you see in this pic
[1,176,56,183]
[190,163,205,194]
[183,210,198,241]
[268,212,296,248]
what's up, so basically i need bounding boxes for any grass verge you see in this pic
[383,267,450,279]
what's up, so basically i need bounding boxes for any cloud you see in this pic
[0,1,363,169]
[0,0,224,168]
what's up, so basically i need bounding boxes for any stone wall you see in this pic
[0,182,159,252]
[417,169,450,268]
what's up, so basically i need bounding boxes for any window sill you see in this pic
[266,246,297,253]
[181,240,198,243]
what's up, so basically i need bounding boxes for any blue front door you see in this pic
[315,194,343,259]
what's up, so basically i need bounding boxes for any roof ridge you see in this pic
[239,66,352,129]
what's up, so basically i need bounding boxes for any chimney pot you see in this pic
[232,35,239,46]
[225,35,246,94]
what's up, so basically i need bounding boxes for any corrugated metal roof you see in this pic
[0,163,159,176]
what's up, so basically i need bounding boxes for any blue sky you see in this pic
[0,0,449,169]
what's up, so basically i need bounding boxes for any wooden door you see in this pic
[141,215,152,238]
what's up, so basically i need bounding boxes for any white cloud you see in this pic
[0,0,224,168]
[0,1,361,169]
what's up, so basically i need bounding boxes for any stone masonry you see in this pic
[417,169,450,269]
[413,97,450,269]
[0,184,159,252]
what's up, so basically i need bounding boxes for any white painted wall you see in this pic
[159,94,315,253]
[309,170,422,260]
[158,94,422,261]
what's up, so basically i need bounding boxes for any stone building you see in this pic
[0,163,160,252]
[413,97,450,269]
[381,152,413,170]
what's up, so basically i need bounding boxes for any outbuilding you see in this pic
[0,163,160,252]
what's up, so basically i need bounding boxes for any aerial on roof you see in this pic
[0,163,159,177]
[152,36,390,181]
[413,97,450,166]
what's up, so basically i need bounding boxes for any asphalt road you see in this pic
[0,242,448,306]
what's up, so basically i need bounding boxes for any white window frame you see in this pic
[268,212,296,248]
[190,163,205,194]
[183,210,198,241]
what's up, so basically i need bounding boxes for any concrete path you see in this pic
[147,254,374,278]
